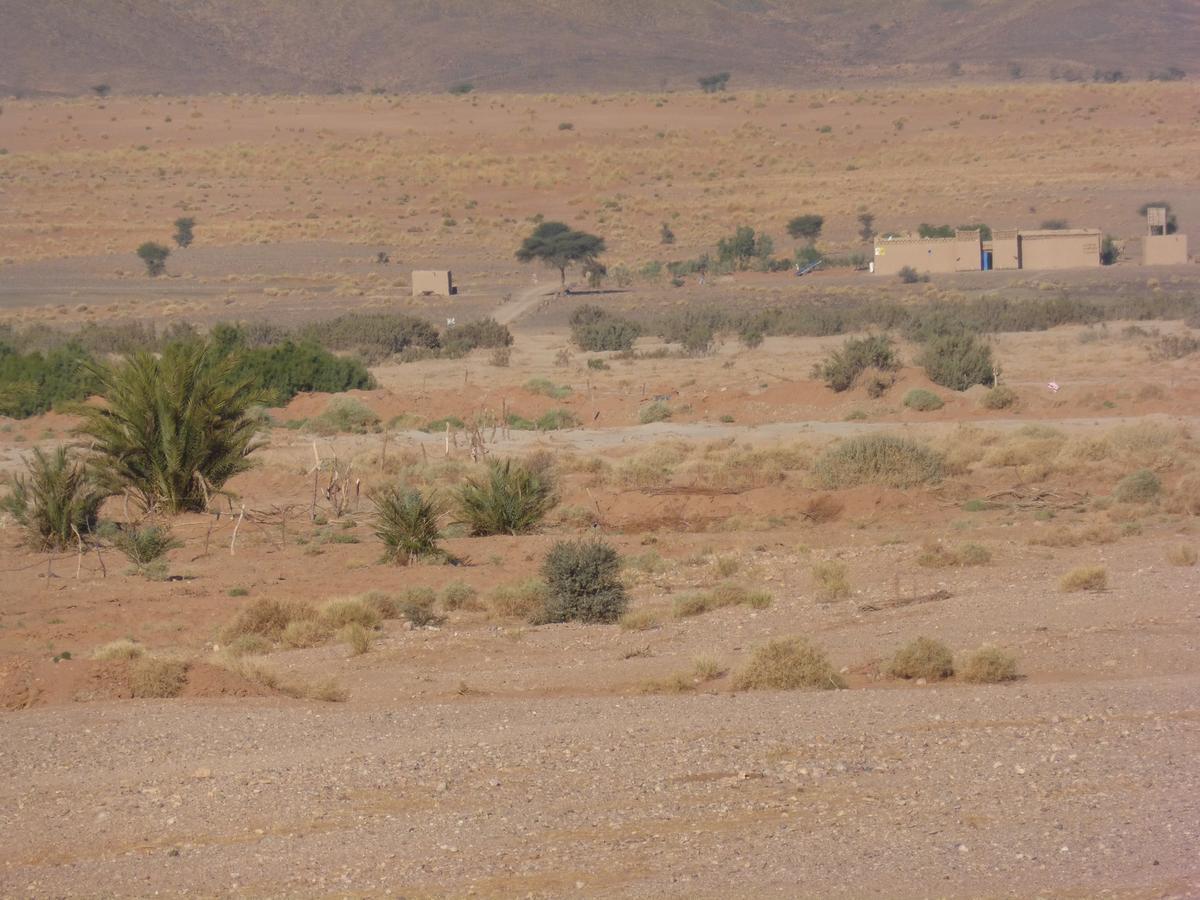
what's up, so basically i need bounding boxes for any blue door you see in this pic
[982,250,993,271]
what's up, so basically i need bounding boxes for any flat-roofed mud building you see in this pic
[873,228,1101,275]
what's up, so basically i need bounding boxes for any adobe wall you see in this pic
[1017,232,1100,270]
[1144,234,1189,266]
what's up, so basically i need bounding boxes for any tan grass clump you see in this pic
[221,598,318,643]
[1060,566,1108,592]
[340,623,372,655]
[961,646,1019,684]
[619,609,662,631]
[887,637,955,681]
[672,583,772,618]
[224,634,273,657]
[216,655,348,702]
[733,638,845,691]
[488,579,548,619]
[442,581,482,611]
[320,597,382,631]
[1165,545,1197,567]
[916,541,991,567]
[91,639,144,661]
[812,561,850,601]
[1166,474,1200,516]
[1028,524,1117,548]
[359,590,401,619]
[129,657,189,698]
[280,619,331,649]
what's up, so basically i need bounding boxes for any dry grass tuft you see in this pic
[1060,566,1108,592]
[91,639,144,661]
[320,597,382,631]
[221,598,318,643]
[215,655,348,702]
[812,560,850,601]
[620,609,662,631]
[916,542,991,568]
[442,581,482,611]
[887,637,955,681]
[672,583,771,618]
[129,656,189,698]
[1167,474,1200,516]
[280,619,331,649]
[360,590,402,619]
[802,494,844,524]
[733,638,845,691]
[961,646,1019,684]
[1028,524,1117,547]
[224,634,273,657]
[339,622,372,655]
[489,579,549,619]
[1165,545,1197,567]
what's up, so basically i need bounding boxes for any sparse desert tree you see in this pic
[455,459,557,535]
[716,225,773,271]
[1,446,107,550]
[515,221,606,288]
[786,214,824,243]
[857,212,876,243]
[660,222,675,245]
[371,486,443,564]
[539,538,629,624]
[136,241,170,277]
[172,217,195,248]
[75,341,264,513]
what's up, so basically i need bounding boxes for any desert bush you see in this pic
[76,341,263,513]
[136,241,170,277]
[129,656,189,698]
[619,609,661,631]
[229,340,372,405]
[904,389,944,411]
[733,638,845,691]
[489,578,549,619]
[570,305,641,352]
[639,401,672,424]
[802,494,844,523]
[221,598,317,643]
[442,581,481,610]
[919,332,994,391]
[961,646,1019,683]
[916,542,991,568]
[113,524,181,578]
[1167,474,1200,516]
[812,560,850,601]
[539,538,629,624]
[524,377,572,400]
[897,266,923,284]
[371,486,443,564]
[455,459,557,535]
[2,446,106,551]
[358,590,401,619]
[981,385,1017,410]
[224,634,273,657]
[814,334,898,392]
[0,341,95,418]
[92,639,144,661]
[888,637,955,681]
[320,597,382,631]
[490,347,511,367]
[1114,469,1161,503]
[1060,566,1108,592]
[536,408,579,431]
[397,587,445,626]
[672,583,771,618]
[216,655,347,702]
[339,623,372,655]
[440,318,513,355]
[1166,545,1197,566]
[280,619,330,648]
[172,217,195,248]
[1028,524,1117,548]
[300,313,440,364]
[813,435,944,489]
[305,398,380,435]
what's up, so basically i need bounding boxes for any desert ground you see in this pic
[1,83,1199,898]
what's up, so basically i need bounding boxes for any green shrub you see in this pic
[75,341,263,513]
[539,538,629,624]
[299,313,440,364]
[229,340,372,405]
[813,435,944,488]
[733,638,845,691]
[639,401,672,424]
[442,581,480,610]
[903,389,944,412]
[1114,469,1161,503]
[136,241,170,277]
[981,385,1017,409]
[2,446,106,550]
[524,377,572,400]
[815,335,898,392]
[113,524,181,578]
[919,332,994,391]
[570,305,642,352]
[536,408,579,430]
[0,342,96,418]
[898,265,921,284]
[888,637,955,680]
[371,486,443,564]
[439,318,513,356]
[305,398,380,435]
[398,587,446,626]
[455,459,557,535]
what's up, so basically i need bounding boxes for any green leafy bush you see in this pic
[918,332,994,391]
[229,340,372,404]
[75,341,264,513]
[371,486,443,564]
[813,435,944,488]
[903,388,944,411]
[440,318,513,355]
[2,446,107,550]
[304,398,380,435]
[0,342,95,418]
[455,459,557,535]
[569,305,642,352]
[538,538,629,624]
[815,335,898,392]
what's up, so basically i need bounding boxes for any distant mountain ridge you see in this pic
[1,0,1195,95]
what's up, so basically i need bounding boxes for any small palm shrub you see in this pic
[75,342,264,513]
[113,524,181,578]
[813,435,944,488]
[919,332,994,391]
[539,538,629,624]
[814,335,898,392]
[888,637,955,680]
[371,486,443,564]
[455,459,557,535]
[733,638,845,691]
[2,446,106,550]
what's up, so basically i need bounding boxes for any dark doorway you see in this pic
[981,250,993,271]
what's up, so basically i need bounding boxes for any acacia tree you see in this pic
[515,222,605,288]
[173,217,195,248]
[136,242,170,276]
[787,214,824,243]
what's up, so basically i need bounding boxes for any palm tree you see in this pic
[76,341,264,513]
